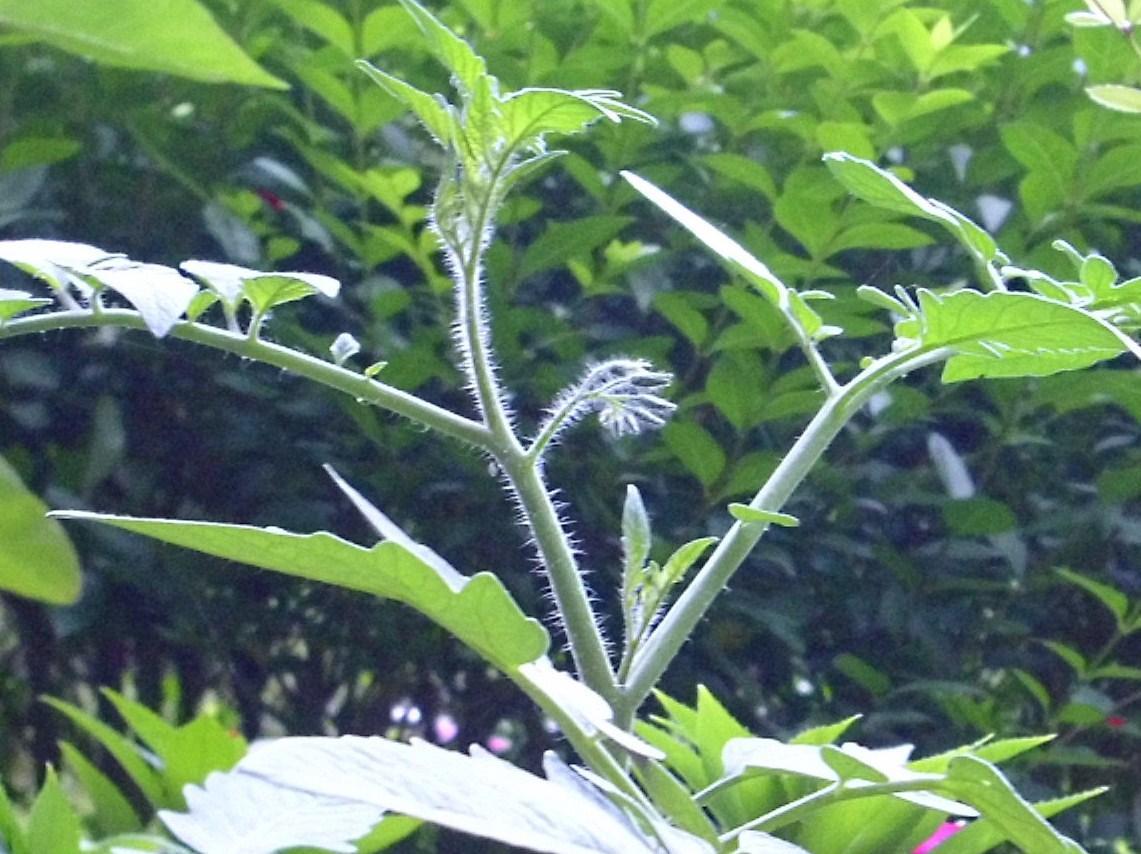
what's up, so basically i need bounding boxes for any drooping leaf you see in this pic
[899,289,1141,382]
[52,512,549,671]
[939,756,1085,854]
[160,763,388,854]
[163,736,704,854]
[934,788,1107,854]
[83,263,199,338]
[0,238,121,295]
[518,659,664,759]
[0,455,82,605]
[0,0,287,89]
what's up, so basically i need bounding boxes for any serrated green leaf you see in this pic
[940,756,1082,854]
[501,88,652,153]
[911,736,1055,773]
[241,274,339,315]
[519,215,633,279]
[908,289,1141,382]
[356,60,455,147]
[0,455,82,604]
[791,716,862,746]
[270,0,353,55]
[396,0,486,95]
[663,421,726,487]
[0,779,28,854]
[53,512,549,671]
[728,504,800,527]
[935,787,1106,854]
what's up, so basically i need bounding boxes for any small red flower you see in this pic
[1107,714,1127,728]
[256,188,286,212]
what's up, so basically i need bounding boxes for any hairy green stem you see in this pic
[449,175,617,701]
[615,346,955,723]
[501,458,619,703]
[511,665,650,811]
[0,309,493,450]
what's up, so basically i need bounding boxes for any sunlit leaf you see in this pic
[901,289,1141,382]
[395,0,486,95]
[356,61,456,147]
[1086,84,1141,113]
[0,288,51,322]
[727,504,800,527]
[0,0,287,88]
[53,512,549,671]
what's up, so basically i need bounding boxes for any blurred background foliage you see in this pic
[0,0,1138,849]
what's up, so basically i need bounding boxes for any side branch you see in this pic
[0,309,494,451]
[615,346,955,722]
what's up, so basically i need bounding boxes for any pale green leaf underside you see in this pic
[823,152,999,264]
[53,512,548,670]
[0,0,287,89]
[1086,84,1141,113]
[0,456,82,604]
[621,171,825,337]
[909,289,1140,382]
[199,736,676,854]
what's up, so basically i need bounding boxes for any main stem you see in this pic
[615,346,954,723]
[451,182,618,702]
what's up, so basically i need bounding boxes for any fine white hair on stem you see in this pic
[533,358,676,456]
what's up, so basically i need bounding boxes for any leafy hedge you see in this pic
[0,0,1137,849]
